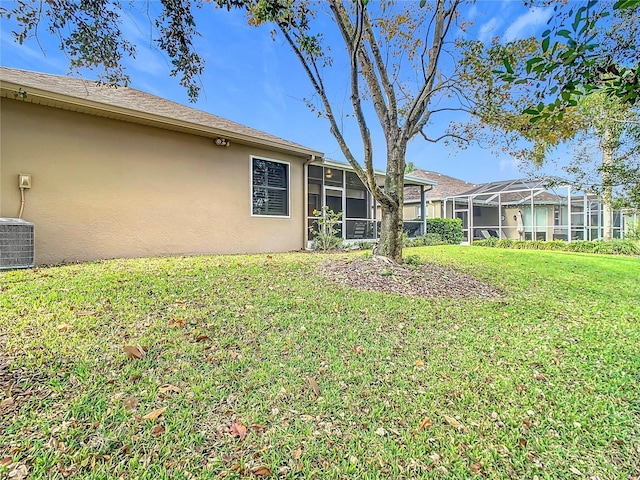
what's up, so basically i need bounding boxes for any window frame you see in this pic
[250,155,291,218]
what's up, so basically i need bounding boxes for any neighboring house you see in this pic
[403,169,476,220]
[402,171,634,243]
[0,67,434,265]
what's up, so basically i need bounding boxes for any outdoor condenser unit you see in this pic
[0,218,35,270]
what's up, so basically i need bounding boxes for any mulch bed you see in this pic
[319,257,502,299]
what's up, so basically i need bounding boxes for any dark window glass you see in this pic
[252,158,289,216]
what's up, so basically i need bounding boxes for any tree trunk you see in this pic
[602,126,613,241]
[377,143,406,262]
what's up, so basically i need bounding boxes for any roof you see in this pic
[404,170,475,202]
[454,177,568,197]
[450,177,574,206]
[0,67,322,158]
[318,158,437,188]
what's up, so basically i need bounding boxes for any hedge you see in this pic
[473,238,640,256]
[424,218,463,244]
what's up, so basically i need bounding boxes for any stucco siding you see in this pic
[1,98,306,265]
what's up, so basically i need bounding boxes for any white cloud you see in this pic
[479,17,502,43]
[503,7,550,42]
[499,156,519,173]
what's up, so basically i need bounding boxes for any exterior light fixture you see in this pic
[214,138,229,147]
[325,168,332,179]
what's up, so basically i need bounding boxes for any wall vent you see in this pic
[0,218,35,270]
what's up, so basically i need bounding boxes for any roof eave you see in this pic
[0,81,323,158]
[313,158,436,188]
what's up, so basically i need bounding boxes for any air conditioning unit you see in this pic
[0,218,35,270]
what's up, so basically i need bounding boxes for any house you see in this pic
[403,170,475,220]
[0,67,434,265]
[404,170,634,242]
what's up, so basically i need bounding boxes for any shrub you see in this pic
[404,254,424,265]
[404,232,445,247]
[425,218,463,244]
[310,206,343,251]
[473,238,640,256]
[625,220,640,241]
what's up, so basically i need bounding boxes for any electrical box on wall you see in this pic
[19,174,32,189]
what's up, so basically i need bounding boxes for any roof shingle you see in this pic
[404,170,475,201]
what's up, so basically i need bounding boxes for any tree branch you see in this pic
[419,131,470,144]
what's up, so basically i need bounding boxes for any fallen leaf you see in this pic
[375,427,387,436]
[195,335,210,342]
[569,466,583,475]
[124,397,139,410]
[250,466,272,477]
[168,318,186,328]
[415,360,425,367]
[0,397,15,409]
[57,323,74,333]
[470,463,482,473]
[152,425,165,436]
[293,447,303,460]
[353,345,365,354]
[443,415,464,429]
[533,371,548,381]
[57,465,77,478]
[429,452,441,463]
[419,417,433,430]
[7,463,29,480]
[159,384,182,394]
[1,457,12,467]
[123,345,145,359]
[307,377,320,396]
[142,407,167,420]
[230,422,247,440]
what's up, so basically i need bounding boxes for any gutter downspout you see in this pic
[420,185,426,236]
[303,155,319,250]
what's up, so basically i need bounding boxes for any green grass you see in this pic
[1,247,639,479]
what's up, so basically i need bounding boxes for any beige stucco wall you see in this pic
[400,200,442,220]
[1,98,307,265]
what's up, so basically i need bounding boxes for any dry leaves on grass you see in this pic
[123,397,138,410]
[123,345,145,359]
[307,377,320,396]
[250,466,273,477]
[158,384,181,394]
[419,417,433,430]
[319,257,502,299]
[142,407,167,420]
[443,415,465,430]
[230,422,247,440]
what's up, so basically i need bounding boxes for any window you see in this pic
[251,157,289,216]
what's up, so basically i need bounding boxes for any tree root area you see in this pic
[319,256,502,299]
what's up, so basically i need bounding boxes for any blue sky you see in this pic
[0,1,560,184]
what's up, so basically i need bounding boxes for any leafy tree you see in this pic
[2,0,532,261]
[404,162,416,174]
[497,0,640,122]
[457,0,640,241]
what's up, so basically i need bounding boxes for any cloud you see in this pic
[0,35,71,75]
[503,7,550,42]
[499,156,519,173]
[478,17,502,43]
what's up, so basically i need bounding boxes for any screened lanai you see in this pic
[306,159,436,245]
[443,178,628,243]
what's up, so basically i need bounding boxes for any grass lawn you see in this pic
[1,246,639,479]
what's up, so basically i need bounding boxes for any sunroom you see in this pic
[443,178,632,243]
[306,159,436,246]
